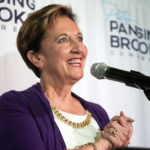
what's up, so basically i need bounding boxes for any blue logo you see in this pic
[101,0,150,62]
[102,0,138,24]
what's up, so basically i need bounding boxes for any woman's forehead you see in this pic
[43,17,81,38]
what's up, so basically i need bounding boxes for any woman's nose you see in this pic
[70,39,83,54]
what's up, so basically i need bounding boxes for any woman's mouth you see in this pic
[67,58,82,67]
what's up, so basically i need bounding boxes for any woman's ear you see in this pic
[27,50,43,69]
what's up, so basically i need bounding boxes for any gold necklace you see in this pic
[51,106,92,128]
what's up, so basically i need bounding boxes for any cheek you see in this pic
[83,45,88,58]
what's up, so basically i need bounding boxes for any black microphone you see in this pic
[90,63,150,89]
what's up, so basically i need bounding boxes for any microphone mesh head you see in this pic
[90,63,108,79]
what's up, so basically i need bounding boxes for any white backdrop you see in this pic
[0,0,150,148]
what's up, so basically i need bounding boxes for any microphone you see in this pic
[90,63,150,89]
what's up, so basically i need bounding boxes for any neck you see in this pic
[40,74,85,115]
[40,76,74,106]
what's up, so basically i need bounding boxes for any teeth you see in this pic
[68,59,81,64]
[71,64,80,66]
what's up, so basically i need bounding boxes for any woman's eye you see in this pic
[77,36,83,42]
[58,37,68,43]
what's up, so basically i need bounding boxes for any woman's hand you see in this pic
[115,111,133,144]
[101,111,134,149]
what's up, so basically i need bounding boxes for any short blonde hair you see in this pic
[17,4,76,78]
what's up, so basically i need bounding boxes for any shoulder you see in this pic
[0,83,40,112]
[72,92,109,116]
[0,90,26,107]
[0,82,41,101]
[83,99,109,120]
[72,92,107,114]
[0,91,27,114]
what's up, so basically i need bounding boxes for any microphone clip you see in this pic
[129,70,150,101]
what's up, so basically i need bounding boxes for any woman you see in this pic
[0,4,133,150]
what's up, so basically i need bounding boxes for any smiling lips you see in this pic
[67,58,82,67]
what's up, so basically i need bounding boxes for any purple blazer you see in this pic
[0,83,110,150]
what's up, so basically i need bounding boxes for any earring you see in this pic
[39,67,42,72]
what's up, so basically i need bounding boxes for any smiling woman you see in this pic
[0,4,134,150]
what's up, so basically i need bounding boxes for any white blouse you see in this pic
[52,109,102,149]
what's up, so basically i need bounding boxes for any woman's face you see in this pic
[39,16,87,84]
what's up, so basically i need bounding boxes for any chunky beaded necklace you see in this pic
[51,106,92,128]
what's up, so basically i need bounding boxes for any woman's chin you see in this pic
[71,74,84,83]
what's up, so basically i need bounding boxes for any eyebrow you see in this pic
[55,32,83,41]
